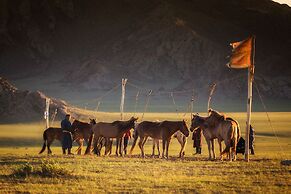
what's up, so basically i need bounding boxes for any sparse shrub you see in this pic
[13,162,33,177]
[40,160,71,177]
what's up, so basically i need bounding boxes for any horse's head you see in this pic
[89,118,96,125]
[206,109,226,127]
[191,114,206,132]
[180,120,189,137]
[128,117,138,128]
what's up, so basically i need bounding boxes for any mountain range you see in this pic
[0,0,290,111]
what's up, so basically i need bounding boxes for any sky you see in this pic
[273,0,291,6]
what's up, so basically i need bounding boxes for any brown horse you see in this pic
[129,120,189,159]
[71,119,95,154]
[190,113,240,161]
[85,117,138,156]
[205,109,240,161]
[39,127,64,154]
[152,131,187,158]
[190,114,215,160]
[39,119,95,155]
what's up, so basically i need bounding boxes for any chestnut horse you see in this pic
[205,109,240,161]
[129,120,189,159]
[85,117,138,156]
[71,119,95,154]
[190,112,240,161]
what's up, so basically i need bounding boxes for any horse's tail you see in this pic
[236,122,241,142]
[226,117,241,142]
[221,124,235,156]
[84,131,93,155]
[39,129,48,154]
[129,129,138,155]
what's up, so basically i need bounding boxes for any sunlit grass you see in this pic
[0,112,290,193]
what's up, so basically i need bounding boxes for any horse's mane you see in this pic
[208,109,226,120]
[113,117,137,130]
[72,120,91,129]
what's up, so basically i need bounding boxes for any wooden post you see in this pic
[190,89,194,119]
[51,108,58,126]
[245,36,255,162]
[133,90,139,116]
[207,83,216,115]
[45,98,50,128]
[120,78,127,120]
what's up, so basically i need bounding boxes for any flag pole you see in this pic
[245,36,255,162]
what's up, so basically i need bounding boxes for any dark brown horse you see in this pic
[39,119,95,155]
[85,117,138,156]
[39,127,64,154]
[130,120,189,159]
[70,119,95,154]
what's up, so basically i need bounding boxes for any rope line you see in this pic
[133,90,139,117]
[141,90,152,121]
[253,80,285,158]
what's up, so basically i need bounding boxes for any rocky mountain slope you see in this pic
[0,0,290,105]
[0,76,94,123]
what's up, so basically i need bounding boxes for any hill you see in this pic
[0,0,290,110]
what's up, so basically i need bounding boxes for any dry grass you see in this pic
[0,112,290,193]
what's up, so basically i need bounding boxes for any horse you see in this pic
[205,109,240,161]
[190,113,240,161]
[39,119,95,155]
[85,117,138,156]
[190,114,216,160]
[39,127,64,154]
[71,119,95,155]
[151,131,187,158]
[129,120,189,159]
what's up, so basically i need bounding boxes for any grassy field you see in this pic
[0,112,290,193]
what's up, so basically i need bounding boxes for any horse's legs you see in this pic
[157,140,160,158]
[211,139,215,160]
[141,137,148,157]
[47,139,54,155]
[181,137,187,158]
[206,139,212,160]
[118,137,123,156]
[178,136,186,158]
[115,138,120,156]
[232,142,237,161]
[93,137,99,155]
[228,140,232,162]
[165,138,171,159]
[76,139,83,155]
[162,139,166,159]
[218,139,225,161]
[151,139,156,157]
[218,139,222,155]
[138,137,145,158]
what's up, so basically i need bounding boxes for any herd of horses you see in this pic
[39,109,241,161]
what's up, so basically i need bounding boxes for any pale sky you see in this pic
[273,0,291,6]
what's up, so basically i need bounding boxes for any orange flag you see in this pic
[227,36,254,69]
